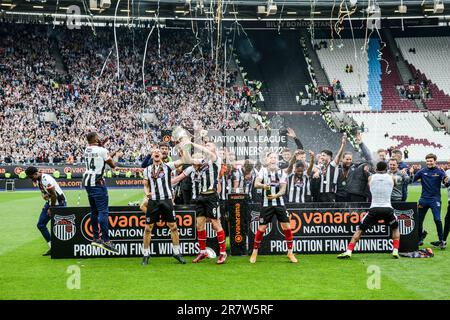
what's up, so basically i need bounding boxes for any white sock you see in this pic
[200,249,206,254]
[48,241,51,248]
[393,248,398,253]
[173,245,181,255]
[143,248,150,256]
[346,250,352,255]
[287,249,293,255]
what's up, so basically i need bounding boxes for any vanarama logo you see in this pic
[277,209,368,236]
[234,203,242,243]
[81,212,194,241]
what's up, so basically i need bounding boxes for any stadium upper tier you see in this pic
[314,39,369,99]
[349,112,450,162]
[396,36,450,97]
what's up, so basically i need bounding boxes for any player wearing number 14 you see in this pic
[82,132,119,254]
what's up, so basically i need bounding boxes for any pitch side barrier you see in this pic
[51,195,418,259]
[0,178,144,189]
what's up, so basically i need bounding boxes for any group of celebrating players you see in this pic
[25,128,450,263]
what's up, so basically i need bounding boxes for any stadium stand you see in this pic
[236,30,311,111]
[380,44,416,111]
[314,38,370,111]
[0,24,251,164]
[408,64,450,111]
[396,36,450,110]
[349,111,450,161]
[396,36,450,95]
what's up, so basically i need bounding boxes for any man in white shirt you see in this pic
[25,166,67,256]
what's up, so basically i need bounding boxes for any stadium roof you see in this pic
[1,0,450,24]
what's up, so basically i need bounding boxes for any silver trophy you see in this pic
[172,126,192,144]
[172,126,192,154]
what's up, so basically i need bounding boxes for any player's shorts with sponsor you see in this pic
[260,206,290,225]
[145,199,176,224]
[195,192,220,219]
[358,207,398,231]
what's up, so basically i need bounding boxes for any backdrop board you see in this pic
[51,206,219,259]
[239,202,418,254]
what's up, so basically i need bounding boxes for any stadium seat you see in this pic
[349,112,450,161]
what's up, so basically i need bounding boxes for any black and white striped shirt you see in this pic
[143,162,176,200]
[219,171,232,200]
[243,170,257,199]
[183,166,203,200]
[319,161,339,194]
[287,173,311,203]
[232,168,244,190]
[197,158,220,194]
[82,145,109,187]
[258,168,287,207]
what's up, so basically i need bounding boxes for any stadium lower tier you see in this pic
[349,112,450,161]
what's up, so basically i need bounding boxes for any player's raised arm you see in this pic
[171,166,193,185]
[307,150,315,176]
[286,127,304,150]
[105,150,117,169]
[333,133,347,165]
[356,131,376,169]
[191,142,217,162]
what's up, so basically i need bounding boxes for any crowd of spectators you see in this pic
[0,24,255,164]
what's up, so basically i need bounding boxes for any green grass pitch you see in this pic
[0,186,449,300]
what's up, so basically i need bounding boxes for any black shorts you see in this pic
[358,207,398,231]
[145,199,176,225]
[195,193,220,219]
[260,206,290,225]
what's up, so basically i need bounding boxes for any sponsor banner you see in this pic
[0,165,143,179]
[51,206,219,259]
[0,178,144,189]
[227,194,249,256]
[245,202,418,254]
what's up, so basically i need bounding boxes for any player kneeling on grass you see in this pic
[140,147,191,265]
[338,161,401,259]
[250,152,297,264]
[25,166,67,256]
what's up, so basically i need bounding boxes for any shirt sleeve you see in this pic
[143,167,149,180]
[42,175,55,189]
[413,169,422,182]
[166,162,176,171]
[257,169,264,181]
[101,147,110,161]
[183,166,194,176]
